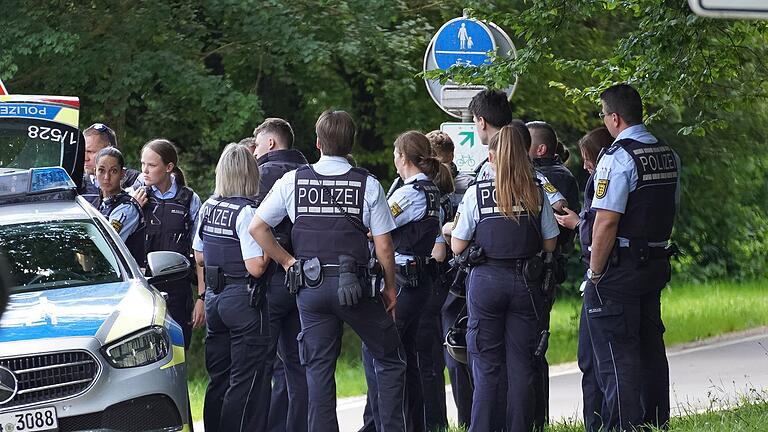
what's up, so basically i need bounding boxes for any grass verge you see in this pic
[186,279,768,421]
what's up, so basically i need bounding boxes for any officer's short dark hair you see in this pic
[94,146,125,168]
[468,89,512,129]
[253,118,294,148]
[315,110,356,156]
[600,84,643,126]
[84,123,118,148]
[526,121,558,157]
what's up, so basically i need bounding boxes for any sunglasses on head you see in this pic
[89,123,117,147]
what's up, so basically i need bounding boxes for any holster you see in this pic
[204,265,225,294]
[285,260,305,295]
[248,276,267,309]
[367,257,383,297]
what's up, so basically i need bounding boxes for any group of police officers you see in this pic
[79,82,679,432]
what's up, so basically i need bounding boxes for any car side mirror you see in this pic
[146,251,190,287]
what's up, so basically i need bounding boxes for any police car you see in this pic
[0,87,191,431]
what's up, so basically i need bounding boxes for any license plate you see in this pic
[0,407,58,432]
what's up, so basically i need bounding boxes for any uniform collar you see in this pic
[317,155,350,165]
[403,172,428,184]
[532,156,562,167]
[256,148,308,166]
[151,175,178,197]
[615,124,657,145]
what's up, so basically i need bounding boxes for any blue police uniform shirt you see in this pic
[591,124,681,246]
[135,173,202,227]
[255,155,397,236]
[475,160,565,205]
[192,200,264,259]
[107,202,141,242]
[388,172,442,264]
[452,183,560,242]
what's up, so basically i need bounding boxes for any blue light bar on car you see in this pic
[29,167,76,193]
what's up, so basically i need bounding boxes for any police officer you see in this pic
[94,147,145,264]
[585,84,679,431]
[468,90,568,212]
[81,123,140,206]
[134,138,202,348]
[526,120,580,430]
[426,130,474,428]
[249,110,406,432]
[192,143,271,432]
[252,118,310,432]
[359,131,443,432]
[448,122,559,432]
[555,126,613,432]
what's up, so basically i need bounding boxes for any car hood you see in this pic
[0,280,166,344]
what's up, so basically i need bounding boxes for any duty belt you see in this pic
[617,246,670,260]
[481,257,526,272]
[225,276,251,285]
[321,265,369,277]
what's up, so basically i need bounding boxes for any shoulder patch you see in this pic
[452,211,461,229]
[595,179,609,199]
[390,202,403,218]
[110,219,124,233]
[543,182,557,194]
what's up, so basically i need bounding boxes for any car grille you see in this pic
[0,350,100,409]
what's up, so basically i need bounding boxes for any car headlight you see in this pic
[102,326,170,368]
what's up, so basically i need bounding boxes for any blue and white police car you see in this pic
[0,90,191,432]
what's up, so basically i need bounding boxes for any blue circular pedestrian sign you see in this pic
[432,18,496,70]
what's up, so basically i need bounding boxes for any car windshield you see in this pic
[0,220,123,292]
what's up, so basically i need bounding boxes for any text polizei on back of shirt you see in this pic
[452,181,560,243]
[590,124,681,248]
[192,199,264,262]
[474,160,565,206]
[387,172,445,266]
[255,155,396,241]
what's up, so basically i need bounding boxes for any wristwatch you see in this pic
[197,292,206,301]
[587,268,603,281]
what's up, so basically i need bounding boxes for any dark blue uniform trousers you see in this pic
[361,275,429,431]
[583,257,671,431]
[466,265,541,432]
[265,267,309,432]
[578,299,605,432]
[203,283,271,432]
[298,276,406,432]
[441,292,473,428]
[158,280,193,349]
[416,284,449,431]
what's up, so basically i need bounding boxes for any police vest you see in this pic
[579,173,596,264]
[534,157,580,250]
[199,197,255,279]
[607,139,678,242]
[440,192,455,228]
[291,165,369,265]
[99,191,146,265]
[81,174,101,207]
[390,180,441,257]
[474,180,542,259]
[257,149,308,255]
[144,186,195,257]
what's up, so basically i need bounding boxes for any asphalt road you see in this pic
[193,330,768,431]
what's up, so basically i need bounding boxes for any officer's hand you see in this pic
[382,286,397,319]
[192,299,206,329]
[554,207,579,230]
[131,187,148,208]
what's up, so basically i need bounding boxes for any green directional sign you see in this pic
[459,131,474,147]
[441,122,488,173]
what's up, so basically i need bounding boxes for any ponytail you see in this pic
[172,166,186,187]
[490,122,541,221]
[432,163,455,195]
